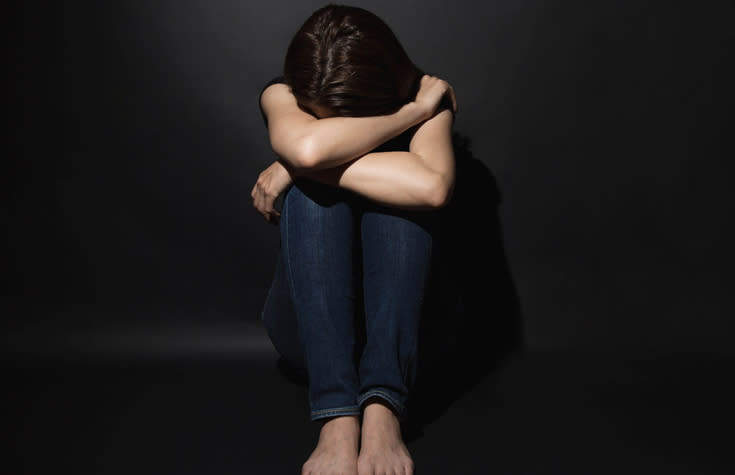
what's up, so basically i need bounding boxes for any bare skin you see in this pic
[358,403,414,475]
[254,75,457,222]
[302,415,360,475]
[301,404,413,475]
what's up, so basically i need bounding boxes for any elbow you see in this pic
[423,173,454,209]
[271,136,323,171]
[291,136,323,170]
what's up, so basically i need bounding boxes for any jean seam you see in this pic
[310,405,361,420]
[281,191,297,318]
[357,389,405,415]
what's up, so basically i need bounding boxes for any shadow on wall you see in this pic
[403,132,524,442]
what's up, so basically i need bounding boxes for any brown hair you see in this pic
[283,4,423,117]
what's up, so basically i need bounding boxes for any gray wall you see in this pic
[6,1,734,351]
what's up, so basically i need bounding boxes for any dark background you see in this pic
[6,0,733,352]
[4,1,735,473]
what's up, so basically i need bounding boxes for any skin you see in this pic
[302,416,360,475]
[252,75,458,222]
[253,75,458,474]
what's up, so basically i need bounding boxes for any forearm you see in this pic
[299,104,427,169]
[269,101,429,171]
[302,151,453,210]
[262,75,457,173]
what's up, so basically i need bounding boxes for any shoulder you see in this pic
[260,83,308,122]
[259,75,285,95]
[258,77,297,127]
[260,82,293,106]
[259,74,288,105]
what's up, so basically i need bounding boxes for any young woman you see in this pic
[253,5,457,474]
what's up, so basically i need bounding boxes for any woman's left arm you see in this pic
[304,108,455,209]
[251,108,455,220]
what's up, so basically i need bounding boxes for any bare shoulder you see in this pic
[260,82,317,129]
[260,82,297,111]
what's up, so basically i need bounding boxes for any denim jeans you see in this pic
[261,179,436,421]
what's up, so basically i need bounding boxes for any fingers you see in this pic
[448,83,458,113]
[263,210,280,225]
[420,74,458,114]
[252,183,281,224]
[252,162,294,225]
[436,77,457,113]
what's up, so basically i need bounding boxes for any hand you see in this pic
[251,160,294,224]
[413,74,458,119]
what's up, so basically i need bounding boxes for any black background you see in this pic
[4,2,735,473]
[5,0,734,350]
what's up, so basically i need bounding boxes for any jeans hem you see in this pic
[310,405,361,421]
[357,389,405,417]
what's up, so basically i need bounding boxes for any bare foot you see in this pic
[358,403,414,475]
[302,415,360,475]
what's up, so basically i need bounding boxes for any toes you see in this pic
[301,460,317,475]
[358,456,414,475]
[357,460,374,475]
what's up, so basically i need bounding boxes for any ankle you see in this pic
[320,415,360,437]
[361,402,402,436]
[363,400,398,418]
[361,395,400,419]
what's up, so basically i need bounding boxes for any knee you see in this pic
[285,180,347,209]
[283,181,355,224]
[365,211,435,249]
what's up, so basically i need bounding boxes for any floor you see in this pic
[4,321,734,475]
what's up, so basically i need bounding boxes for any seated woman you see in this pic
[252,5,457,474]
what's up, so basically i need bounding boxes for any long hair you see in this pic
[283,4,423,117]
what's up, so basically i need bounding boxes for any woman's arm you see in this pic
[303,108,455,209]
[260,83,430,171]
[260,75,456,171]
[252,76,457,220]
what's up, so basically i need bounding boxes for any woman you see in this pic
[252,5,457,474]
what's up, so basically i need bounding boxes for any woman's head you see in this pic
[283,4,423,117]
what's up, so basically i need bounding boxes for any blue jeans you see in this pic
[261,180,436,421]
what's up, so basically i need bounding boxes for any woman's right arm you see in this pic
[260,83,435,171]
